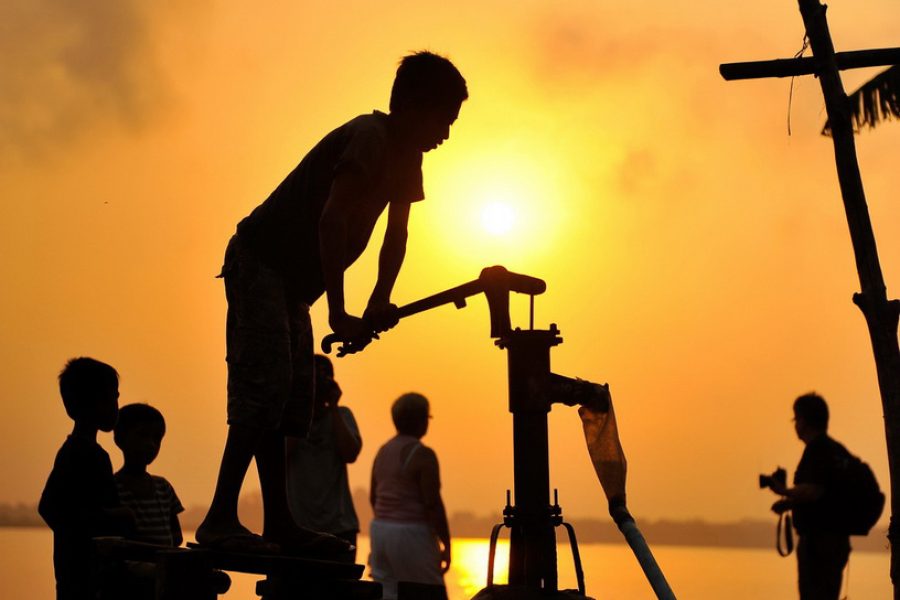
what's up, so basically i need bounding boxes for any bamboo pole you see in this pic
[797,1,900,596]
[720,47,900,80]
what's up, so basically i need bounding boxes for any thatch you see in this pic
[823,65,900,135]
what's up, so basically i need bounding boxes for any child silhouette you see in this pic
[39,357,134,600]
[113,403,184,546]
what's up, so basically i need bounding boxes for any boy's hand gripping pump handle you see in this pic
[321,266,546,356]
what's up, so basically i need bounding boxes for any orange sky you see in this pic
[2,0,899,526]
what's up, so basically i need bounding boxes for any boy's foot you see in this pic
[265,528,354,560]
[195,524,280,555]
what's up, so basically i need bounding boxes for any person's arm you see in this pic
[414,447,451,573]
[783,483,825,502]
[363,201,410,331]
[770,482,825,513]
[769,445,830,513]
[370,463,378,510]
[320,171,372,340]
[331,406,362,463]
[317,376,362,462]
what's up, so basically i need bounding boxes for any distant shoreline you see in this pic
[5,499,887,553]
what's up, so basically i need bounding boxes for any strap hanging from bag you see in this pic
[776,511,794,557]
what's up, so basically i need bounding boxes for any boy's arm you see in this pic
[171,513,183,547]
[38,470,69,531]
[39,466,132,535]
[320,171,372,340]
[364,201,410,331]
[166,481,185,546]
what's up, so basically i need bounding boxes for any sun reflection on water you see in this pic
[451,537,510,597]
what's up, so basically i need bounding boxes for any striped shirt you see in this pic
[115,474,184,546]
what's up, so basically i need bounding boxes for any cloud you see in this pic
[520,8,796,207]
[0,0,173,159]
[529,10,688,82]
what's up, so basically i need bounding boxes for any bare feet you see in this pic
[264,524,354,559]
[195,521,280,555]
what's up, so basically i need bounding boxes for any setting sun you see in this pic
[480,201,517,236]
[424,140,572,272]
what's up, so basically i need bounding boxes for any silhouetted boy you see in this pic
[39,357,134,600]
[106,403,186,600]
[113,403,184,547]
[197,51,467,557]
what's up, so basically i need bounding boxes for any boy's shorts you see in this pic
[221,235,314,436]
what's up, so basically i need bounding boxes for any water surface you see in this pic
[3,528,889,599]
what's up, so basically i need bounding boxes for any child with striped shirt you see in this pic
[113,403,184,546]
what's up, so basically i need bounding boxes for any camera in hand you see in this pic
[759,467,787,490]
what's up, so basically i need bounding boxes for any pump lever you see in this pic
[321,265,546,355]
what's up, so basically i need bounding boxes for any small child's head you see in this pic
[59,357,120,432]
[391,392,431,438]
[114,403,166,469]
[390,51,468,152]
[314,354,335,385]
[313,354,338,410]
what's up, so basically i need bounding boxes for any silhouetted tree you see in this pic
[824,65,900,134]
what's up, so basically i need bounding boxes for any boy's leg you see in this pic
[197,236,290,548]
[196,423,259,540]
[256,294,312,540]
[255,429,349,555]
[256,429,295,534]
[255,303,351,555]
[200,235,350,556]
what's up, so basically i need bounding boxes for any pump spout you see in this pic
[544,373,611,413]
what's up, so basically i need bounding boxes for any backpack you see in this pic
[832,453,885,536]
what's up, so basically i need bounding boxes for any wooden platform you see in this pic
[184,541,363,579]
[93,537,381,600]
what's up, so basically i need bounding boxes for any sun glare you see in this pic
[480,201,517,236]
[425,141,569,269]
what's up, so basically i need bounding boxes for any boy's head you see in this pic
[390,51,468,152]
[114,403,166,468]
[59,357,120,432]
[391,392,430,438]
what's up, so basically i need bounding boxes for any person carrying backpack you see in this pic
[765,392,884,600]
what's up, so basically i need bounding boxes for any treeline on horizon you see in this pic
[4,490,889,553]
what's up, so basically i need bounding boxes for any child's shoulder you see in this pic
[149,474,182,498]
[148,473,175,489]
[149,474,185,510]
[56,435,110,463]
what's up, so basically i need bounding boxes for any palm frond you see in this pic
[823,65,900,135]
